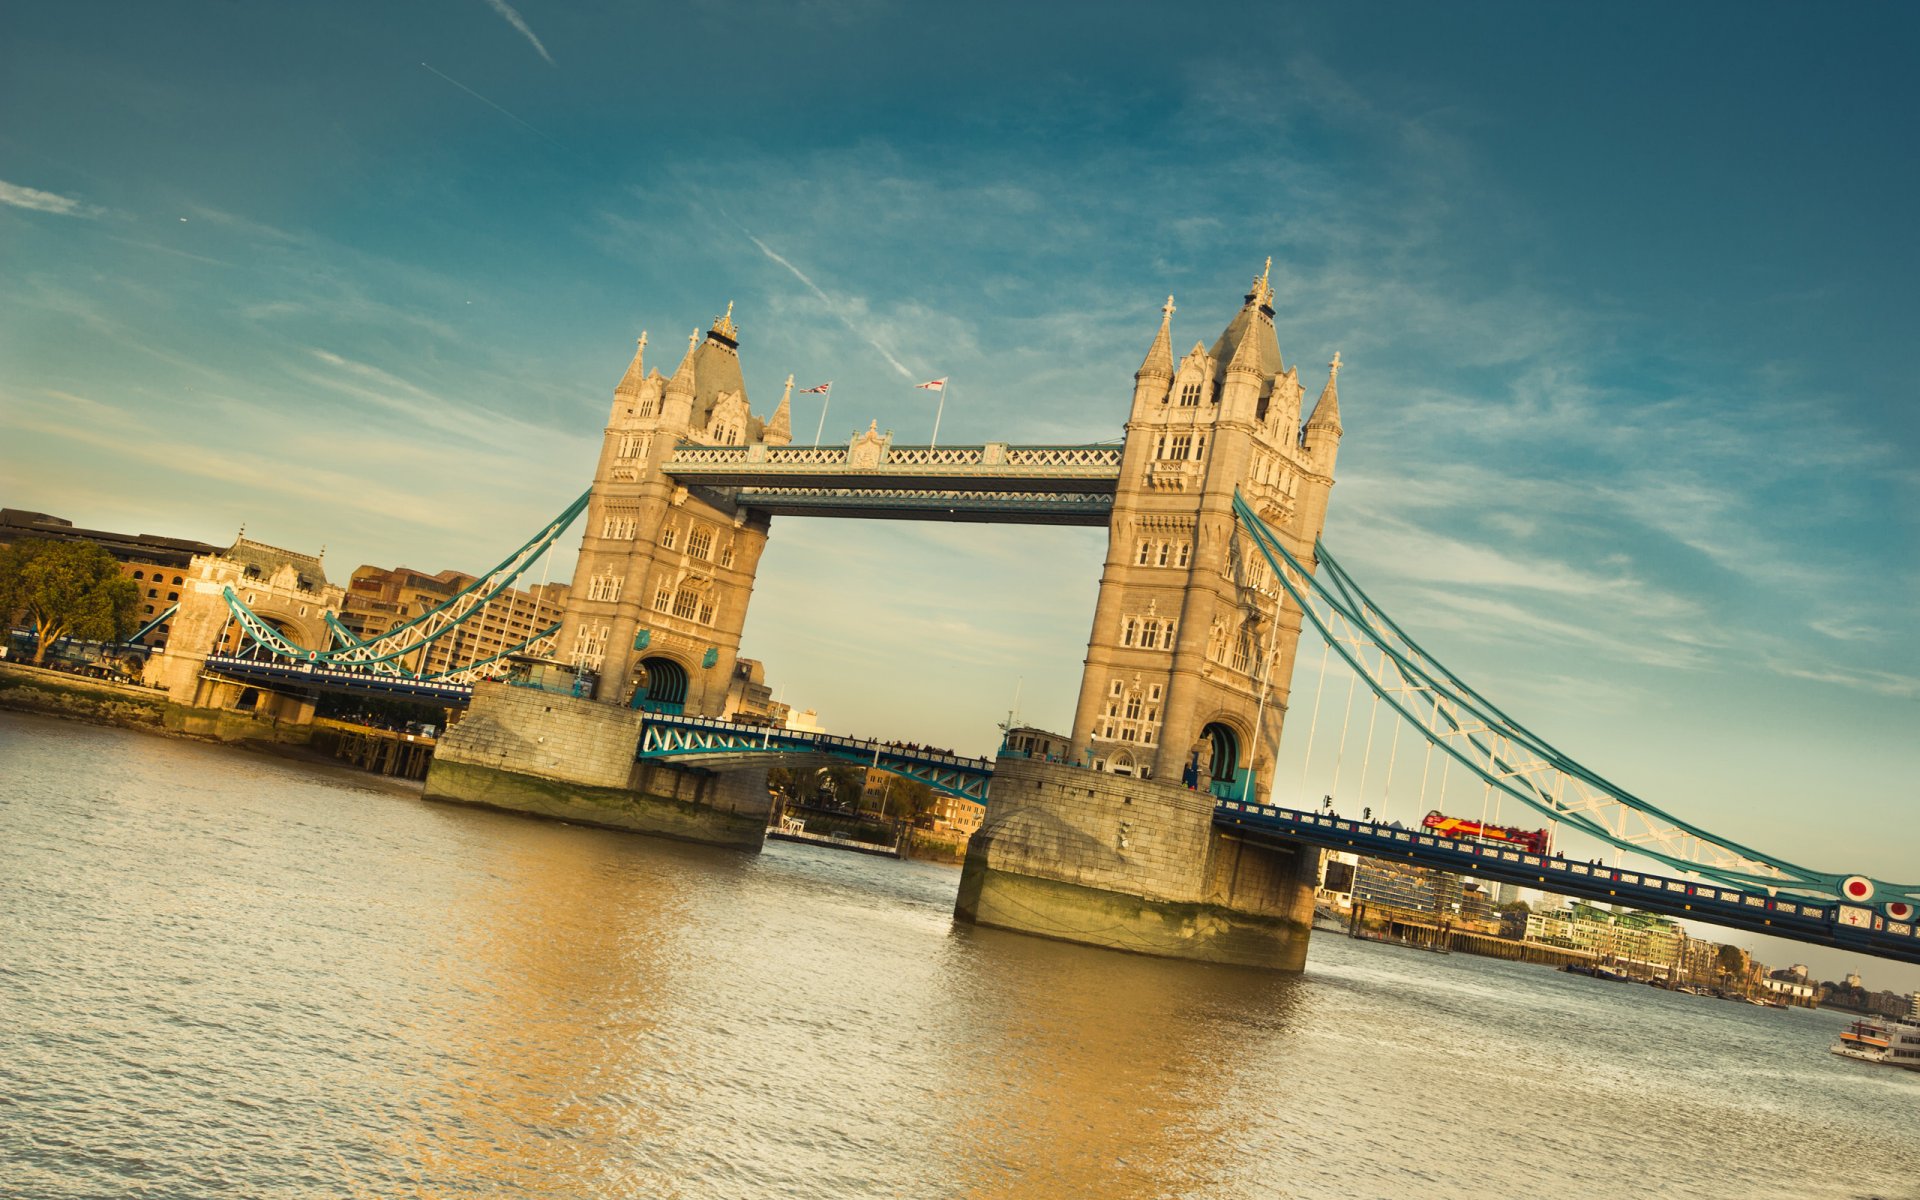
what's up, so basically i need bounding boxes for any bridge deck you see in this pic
[1216,800,1920,966]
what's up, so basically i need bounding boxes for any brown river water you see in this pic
[2,714,1915,1199]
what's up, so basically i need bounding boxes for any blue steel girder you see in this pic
[638,714,993,803]
[701,488,1115,526]
[201,653,475,703]
[1217,801,1920,966]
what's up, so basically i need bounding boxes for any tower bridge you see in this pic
[145,265,1919,971]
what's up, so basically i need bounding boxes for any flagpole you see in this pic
[930,377,948,451]
[812,383,831,447]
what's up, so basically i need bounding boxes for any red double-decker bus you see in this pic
[1421,810,1551,857]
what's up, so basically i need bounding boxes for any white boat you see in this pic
[1831,1018,1920,1070]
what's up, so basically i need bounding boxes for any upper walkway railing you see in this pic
[663,441,1123,488]
[662,442,1123,526]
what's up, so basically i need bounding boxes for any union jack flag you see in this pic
[801,382,831,393]
[915,377,947,390]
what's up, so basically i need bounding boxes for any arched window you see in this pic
[1180,381,1203,406]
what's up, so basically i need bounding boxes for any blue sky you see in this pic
[3,2,1915,985]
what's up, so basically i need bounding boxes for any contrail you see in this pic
[481,0,555,65]
[420,62,561,148]
[745,231,916,380]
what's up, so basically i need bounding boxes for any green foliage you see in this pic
[1496,900,1532,914]
[883,776,937,822]
[1715,943,1746,976]
[0,539,140,664]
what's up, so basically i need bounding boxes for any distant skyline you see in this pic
[3,2,1915,987]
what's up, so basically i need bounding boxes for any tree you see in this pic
[0,539,139,664]
[881,776,938,824]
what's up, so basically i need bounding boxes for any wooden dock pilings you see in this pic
[311,720,436,780]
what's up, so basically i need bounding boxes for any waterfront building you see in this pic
[1352,858,1461,922]
[341,564,569,677]
[1762,969,1818,1008]
[1525,902,1685,978]
[924,793,985,844]
[0,507,222,652]
[721,657,789,725]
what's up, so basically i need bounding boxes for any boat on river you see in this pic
[1831,1018,1920,1070]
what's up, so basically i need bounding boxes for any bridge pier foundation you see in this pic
[956,757,1319,970]
[424,683,769,850]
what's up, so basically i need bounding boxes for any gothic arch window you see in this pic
[1180,380,1203,407]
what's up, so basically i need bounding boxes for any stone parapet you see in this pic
[956,756,1318,970]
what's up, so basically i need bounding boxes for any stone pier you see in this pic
[423,681,770,850]
[955,757,1319,970]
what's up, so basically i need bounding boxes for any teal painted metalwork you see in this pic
[124,603,177,646]
[636,713,993,803]
[1230,491,1917,907]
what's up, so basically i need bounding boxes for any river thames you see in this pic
[2,715,1913,1199]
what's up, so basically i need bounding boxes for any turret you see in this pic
[1301,351,1344,477]
[1133,296,1176,408]
[661,329,699,429]
[766,375,794,446]
[611,331,648,420]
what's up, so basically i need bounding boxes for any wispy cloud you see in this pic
[480,0,554,65]
[744,230,918,380]
[420,62,556,144]
[0,179,98,218]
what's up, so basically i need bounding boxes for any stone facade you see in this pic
[556,310,792,714]
[144,537,344,726]
[1070,271,1341,799]
[425,680,771,848]
[958,757,1319,968]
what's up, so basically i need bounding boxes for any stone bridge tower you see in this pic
[959,265,1344,971]
[1070,266,1342,799]
[556,306,792,714]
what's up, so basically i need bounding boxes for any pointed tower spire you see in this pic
[667,330,699,396]
[615,331,648,394]
[766,374,794,444]
[1137,295,1176,379]
[1305,351,1343,434]
[1226,308,1265,378]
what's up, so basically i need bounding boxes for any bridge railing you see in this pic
[1216,798,1920,963]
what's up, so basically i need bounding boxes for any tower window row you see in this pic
[654,580,718,626]
[1099,679,1164,744]
[586,573,624,602]
[572,623,609,671]
[1134,539,1192,568]
[1207,621,1263,676]
[1120,616,1177,650]
[616,433,652,460]
[1154,432,1206,461]
[602,509,640,540]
